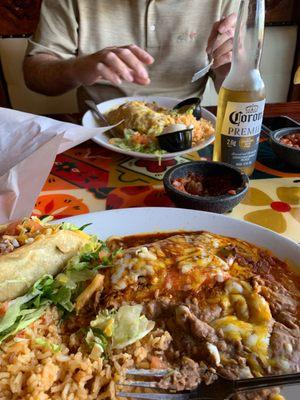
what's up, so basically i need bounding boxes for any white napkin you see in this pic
[0,107,114,223]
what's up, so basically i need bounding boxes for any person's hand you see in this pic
[73,44,154,86]
[206,13,237,74]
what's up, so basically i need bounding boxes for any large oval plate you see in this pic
[82,96,215,160]
[62,207,299,399]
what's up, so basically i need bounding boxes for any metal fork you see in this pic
[85,100,111,126]
[118,369,300,399]
[85,99,123,137]
[191,59,214,83]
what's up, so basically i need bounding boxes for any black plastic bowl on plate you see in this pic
[269,127,300,168]
[163,161,249,214]
[157,128,193,152]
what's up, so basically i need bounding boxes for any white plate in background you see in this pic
[82,96,216,160]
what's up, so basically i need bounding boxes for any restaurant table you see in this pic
[33,102,300,242]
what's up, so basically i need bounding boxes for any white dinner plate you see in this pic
[82,96,216,160]
[63,207,299,400]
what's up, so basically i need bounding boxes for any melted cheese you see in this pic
[207,343,221,365]
[111,234,231,291]
[212,279,273,368]
[108,232,276,376]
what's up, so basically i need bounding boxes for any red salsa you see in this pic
[279,133,300,149]
[172,172,241,197]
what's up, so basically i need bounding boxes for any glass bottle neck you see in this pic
[232,0,265,71]
[224,0,265,91]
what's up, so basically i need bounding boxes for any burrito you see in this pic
[105,101,174,136]
[0,218,90,302]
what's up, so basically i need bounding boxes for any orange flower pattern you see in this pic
[33,194,89,219]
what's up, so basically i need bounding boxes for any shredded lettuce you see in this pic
[0,307,47,343]
[112,305,155,349]
[0,235,120,343]
[111,129,166,155]
[85,327,108,355]
[60,222,92,231]
[91,305,155,351]
[0,292,39,333]
[35,338,62,353]
[91,309,115,337]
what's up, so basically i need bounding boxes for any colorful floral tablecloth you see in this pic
[33,136,300,242]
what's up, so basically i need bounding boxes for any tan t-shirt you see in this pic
[27,0,238,111]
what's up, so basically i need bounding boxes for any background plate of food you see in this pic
[82,96,216,160]
[0,209,299,400]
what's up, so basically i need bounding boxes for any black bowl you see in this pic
[158,128,193,152]
[163,161,249,214]
[269,128,300,168]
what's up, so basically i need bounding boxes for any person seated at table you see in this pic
[23,0,237,112]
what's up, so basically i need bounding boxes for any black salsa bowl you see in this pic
[163,161,249,214]
[269,127,300,168]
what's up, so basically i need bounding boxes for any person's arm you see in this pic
[23,45,154,96]
[206,13,237,92]
[23,54,78,96]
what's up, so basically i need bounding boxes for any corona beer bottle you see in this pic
[213,0,266,175]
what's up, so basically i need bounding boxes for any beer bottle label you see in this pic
[220,100,265,168]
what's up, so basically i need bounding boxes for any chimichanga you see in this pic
[0,218,89,302]
[105,101,174,136]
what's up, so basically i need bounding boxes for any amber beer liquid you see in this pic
[213,0,266,176]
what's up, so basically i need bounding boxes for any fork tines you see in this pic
[126,369,172,378]
[117,391,190,399]
[117,369,191,400]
